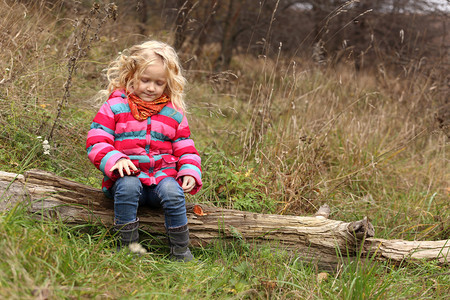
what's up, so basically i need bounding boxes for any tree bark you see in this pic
[173,0,194,50]
[214,0,243,71]
[0,169,448,269]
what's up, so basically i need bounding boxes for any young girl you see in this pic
[86,40,202,262]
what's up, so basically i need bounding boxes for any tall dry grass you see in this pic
[0,0,117,178]
[0,2,448,299]
[187,48,448,240]
[0,0,447,240]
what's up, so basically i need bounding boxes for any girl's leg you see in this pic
[149,177,192,261]
[112,175,142,224]
[153,177,188,229]
[111,176,142,249]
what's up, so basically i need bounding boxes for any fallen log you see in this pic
[0,169,448,269]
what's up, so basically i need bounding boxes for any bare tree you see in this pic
[114,0,448,76]
[173,0,194,50]
[214,0,244,70]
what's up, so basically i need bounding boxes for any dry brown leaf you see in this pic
[193,204,206,216]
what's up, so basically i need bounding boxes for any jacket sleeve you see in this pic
[86,101,128,179]
[172,114,202,195]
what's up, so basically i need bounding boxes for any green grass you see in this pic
[1,206,448,299]
[0,0,448,298]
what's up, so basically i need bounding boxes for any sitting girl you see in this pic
[86,40,202,262]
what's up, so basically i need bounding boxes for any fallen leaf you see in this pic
[193,205,206,216]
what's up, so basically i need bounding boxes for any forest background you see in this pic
[0,0,448,298]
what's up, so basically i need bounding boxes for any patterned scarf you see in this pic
[127,92,170,121]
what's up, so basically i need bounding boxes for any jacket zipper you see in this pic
[146,118,153,166]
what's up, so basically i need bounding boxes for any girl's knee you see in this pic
[158,177,183,195]
[113,176,142,197]
[157,177,185,207]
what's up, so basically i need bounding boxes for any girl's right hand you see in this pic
[109,158,138,178]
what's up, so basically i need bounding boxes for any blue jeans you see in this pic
[111,176,188,229]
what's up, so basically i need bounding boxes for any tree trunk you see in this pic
[214,0,243,71]
[188,0,219,70]
[0,170,448,269]
[173,0,194,50]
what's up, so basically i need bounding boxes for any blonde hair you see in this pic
[106,40,187,111]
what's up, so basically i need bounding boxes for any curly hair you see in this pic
[106,40,187,111]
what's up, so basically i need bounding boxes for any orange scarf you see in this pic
[127,92,171,121]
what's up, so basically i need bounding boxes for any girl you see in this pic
[86,40,202,262]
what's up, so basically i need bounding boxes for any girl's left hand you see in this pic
[181,175,196,193]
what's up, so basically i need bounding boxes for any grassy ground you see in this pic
[0,1,448,298]
[1,207,448,299]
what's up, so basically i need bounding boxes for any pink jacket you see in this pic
[86,90,202,197]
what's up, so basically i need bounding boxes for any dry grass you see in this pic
[187,51,448,239]
[0,1,448,299]
[0,0,448,237]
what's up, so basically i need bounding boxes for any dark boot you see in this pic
[114,218,139,251]
[167,225,194,262]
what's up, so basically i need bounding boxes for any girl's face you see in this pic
[132,56,168,102]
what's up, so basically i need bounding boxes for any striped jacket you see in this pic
[86,89,202,197]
